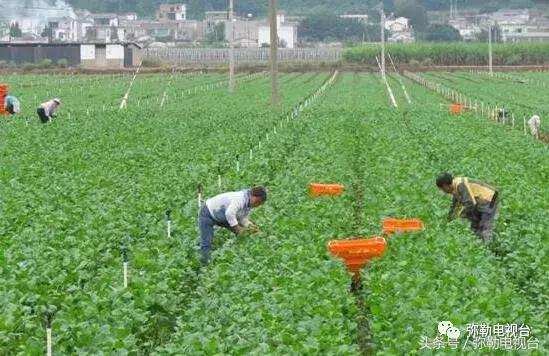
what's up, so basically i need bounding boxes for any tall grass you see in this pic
[343,42,549,66]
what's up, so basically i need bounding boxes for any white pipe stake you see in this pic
[123,262,128,288]
[198,193,202,208]
[46,328,52,356]
[218,175,222,188]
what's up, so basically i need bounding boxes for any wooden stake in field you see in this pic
[269,0,279,106]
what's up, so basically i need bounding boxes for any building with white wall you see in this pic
[257,15,296,48]
[157,4,186,22]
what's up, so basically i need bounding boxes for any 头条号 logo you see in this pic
[420,321,540,351]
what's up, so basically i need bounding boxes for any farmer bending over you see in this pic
[199,186,267,265]
[436,173,498,244]
[528,115,541,139]
[4,94,20,114]
[37,98,61,123]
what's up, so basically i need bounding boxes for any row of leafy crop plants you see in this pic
[422,71,548,133]
[0,71,338,353]
[362,73,548,353]
[0,71,547,353]
[158,72,548,354]
[343,42,549,66]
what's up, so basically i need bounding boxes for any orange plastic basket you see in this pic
[449,103,464,114]
[383,218,424,236]
[310,183,344,197]
[328,237,387,279]
[0,84,7,116]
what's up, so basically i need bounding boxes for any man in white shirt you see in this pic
[37,98,61,123]
[199,186,267,265]
[528,115,541,139]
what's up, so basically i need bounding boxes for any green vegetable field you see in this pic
[0,70,547,354]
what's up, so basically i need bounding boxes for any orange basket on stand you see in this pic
[310,183,344,197]
[449,103,464,114]
[327,237,387,282]
[383,218,424,236]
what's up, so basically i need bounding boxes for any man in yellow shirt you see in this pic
[436,173,498,243]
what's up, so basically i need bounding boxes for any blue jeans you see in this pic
[199,204,231,265]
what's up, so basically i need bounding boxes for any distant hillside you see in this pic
[66,0,546,19]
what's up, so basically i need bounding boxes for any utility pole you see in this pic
[380,9,386,80]
[269,0,279,106]
[228,0,235,92]
[488,23,493,76]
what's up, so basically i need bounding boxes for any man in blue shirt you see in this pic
[199,186,267,265]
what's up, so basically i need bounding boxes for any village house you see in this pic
[385,16,415,43]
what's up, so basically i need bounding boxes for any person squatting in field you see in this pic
[37,98,61,123]
[528,115,541,139]
[4,94,20,114]
[436,173,498,244]
[198,186,267,265]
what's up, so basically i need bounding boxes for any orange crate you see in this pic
[383,218,424,236]
[328,237,386,278]
[449,103,464,114]
[310,183,344,197]
[0,84,8,116]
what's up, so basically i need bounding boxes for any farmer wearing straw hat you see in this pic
[199,186,267,265]
[4,94,20,114]
[436,173,498,244]
[37,98,61,123]
[528,115,541,139]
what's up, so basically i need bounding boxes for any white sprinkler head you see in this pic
[446,326,461,339]
[438,321,453,335]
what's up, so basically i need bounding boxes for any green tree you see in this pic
[299,12,366,42]
[41,24,54,40]
[423,24,462,41]
[396,0,428,33]
[10,22,22,37]
[475,25,503,42]
[206,22,225,43]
